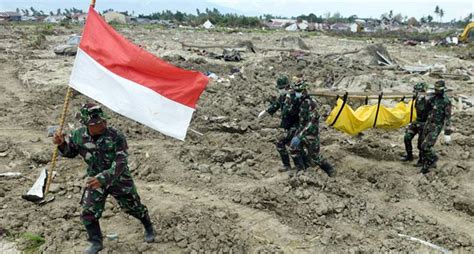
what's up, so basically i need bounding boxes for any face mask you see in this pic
[279,89,288,95]
[295,92,302,98]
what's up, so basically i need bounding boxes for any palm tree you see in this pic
[434,6,440,22]
[439,9,444,23]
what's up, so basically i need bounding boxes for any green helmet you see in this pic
[80,103,109,125]
[276,76,289,89]
[413,82,427,92]
[434,80,446,91]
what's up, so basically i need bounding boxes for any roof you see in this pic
[0,12,21,17]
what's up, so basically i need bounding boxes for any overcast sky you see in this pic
[1,0,472,20]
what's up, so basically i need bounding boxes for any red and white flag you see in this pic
[70,7,209,140]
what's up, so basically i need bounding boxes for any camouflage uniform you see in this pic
[419,81,452,173]
[58,104,154,253]
[266,77,301,170]
[267,91,301,169]
[289,93,317,170]
[59,126,149,225]
[403,83,429,164]
[293,111,335,176]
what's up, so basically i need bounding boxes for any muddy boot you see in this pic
[320,160,335,177]
[84,221,103,254]
[140,213,155,243]
[278,153,291,172]
[421,158,437,174]
[415,155,424,167]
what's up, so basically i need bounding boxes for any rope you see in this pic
[330,92,348,126]
[44,87,73,195]
[373,92,383,128]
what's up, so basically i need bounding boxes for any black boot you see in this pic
[415,154,424,167]
[320,160,336,177]
[140,213,155,243]
[84,221,103,254]
[421,157,437,174]
[278,153,291,172]
[292,156,306,172]
[400,153,413,162]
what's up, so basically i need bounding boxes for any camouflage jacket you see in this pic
[414,96,428,123]
[425,94,452,131]
[298,95,318,129]
[59,126,131,187]
[298,112,320,142]
[267,92,301,130]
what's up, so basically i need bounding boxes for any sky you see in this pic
[1,0,472,21]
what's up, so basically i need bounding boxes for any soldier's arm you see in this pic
[266,96,281,115]
[96,133,128,187]
[58,131,80,158]
[444,99,453,134]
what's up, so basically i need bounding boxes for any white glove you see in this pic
[258,110,268,120]
[444,135,451,145]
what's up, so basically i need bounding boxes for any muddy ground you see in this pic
[0,23,473,253]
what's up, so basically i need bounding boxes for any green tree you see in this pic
[427,15,433,23]
[57,8,61,15]
[439,9,444,23]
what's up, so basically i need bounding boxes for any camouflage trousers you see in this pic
[290,134,326,168]
[276,128,297,167]
[420,123,442,165]
[81,177,148,226]
[404,122,424,157]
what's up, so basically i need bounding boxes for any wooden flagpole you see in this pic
[44,0,96,195]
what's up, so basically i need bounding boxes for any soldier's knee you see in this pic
[81,212,99,226]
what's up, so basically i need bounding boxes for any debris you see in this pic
[206,72,218,80]
[397,233,451,254]
[106,233,119,241]
[0,172,21,177]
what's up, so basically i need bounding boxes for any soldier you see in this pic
[53,103,155,254]
[258,76,302,171]
[290,79,316,173]
[290,109,335,177]
[419,80,452,174]
[401,83,429,166]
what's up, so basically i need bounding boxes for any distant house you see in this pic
[297,21,309,30]
[0,12,22,22]
[21,16,37,21]
[131,17,151,24]
[202,20,214,29]
[44,15,66,23]
[350,23,363,32]
[266,18,296,29]
[285,23,298,31]
[71,13,88,24]
[330,23,351,31]
[103,11,127,24]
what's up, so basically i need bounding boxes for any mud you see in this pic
[0,23,473,253]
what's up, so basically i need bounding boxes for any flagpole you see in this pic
[44,0,96,195]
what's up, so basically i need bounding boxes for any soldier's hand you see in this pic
[86,177,102,190]
[53,132,65,145]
